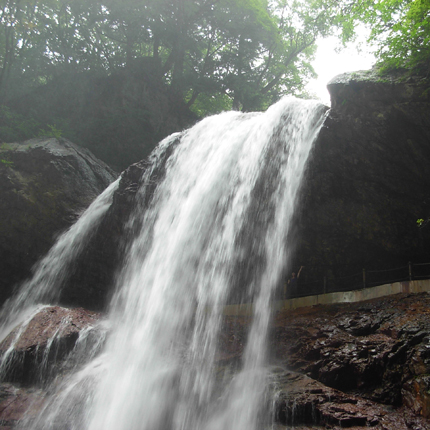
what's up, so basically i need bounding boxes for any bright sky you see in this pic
[306,31,376,105]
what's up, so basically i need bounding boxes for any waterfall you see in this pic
[4,97,327,430]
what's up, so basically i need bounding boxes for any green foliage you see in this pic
[38,124,63,139]
[0,0,354,114]
[350,0,430,71]
[0,105,41,142]
[0,142,13,166]
[0,158,13,166]
[0,105,66,142]
[188,92,233,116]
[3,0,428,169]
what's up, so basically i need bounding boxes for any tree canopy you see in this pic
[350,0,430,71]
[0,0,428,169]
[1,0,429,112]
[0,0,357,113]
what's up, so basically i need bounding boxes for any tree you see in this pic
[350,0,430,71]
[0,0,51,100]
[0,0,365,170]
[0,0,359,112]
[84,0,353,111]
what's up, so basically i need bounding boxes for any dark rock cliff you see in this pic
[3,68,430,311]
[55,137,180,310]
[0,138,117,305]
[290,69,430,292]
[64,68,430,309]
[50,68,430,310]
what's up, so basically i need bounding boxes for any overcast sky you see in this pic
[306,30,376,105]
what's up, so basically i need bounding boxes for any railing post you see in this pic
[363,268,366,289]
[409,261,413,281]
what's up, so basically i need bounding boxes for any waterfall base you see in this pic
[1,293,429,429]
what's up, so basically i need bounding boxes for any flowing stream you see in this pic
[2,97,327,430]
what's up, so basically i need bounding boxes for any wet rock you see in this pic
[273,370,388,428]
[55,137,181,310]
[270,292,430,425]
[0,383,44,429]
[291,68,430,292]
[0,138,117,306]
[271,368,430,428]
[0,306,100,386]
[216,315,249,364]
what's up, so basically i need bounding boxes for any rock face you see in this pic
[270,292,430,428]
[0,138,117,305]
[55,68,430,309]
[272,370,430,429]
[290,69,430,294]
[0,383,45,429]
[54,137,181,310]
[2,293,430,428]
[218,292,430,429]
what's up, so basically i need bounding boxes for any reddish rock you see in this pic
[0,306,100,385]
[216,315,249,364]
[2,293,430,428]
[267,293,430,427]
[217,292,430,428]
[0,383,44,428]
[274,370,385,427]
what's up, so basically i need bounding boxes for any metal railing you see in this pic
[285,262,430,300]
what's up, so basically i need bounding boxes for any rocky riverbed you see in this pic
[2,292,430,429]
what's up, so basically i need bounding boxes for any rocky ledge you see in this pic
[271,292,430,428]
[0,305,104,428]
[219,292,430,428]
[0,306,101,386]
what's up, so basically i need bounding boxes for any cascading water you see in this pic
[0,179,119,382]
[1,97,327,430]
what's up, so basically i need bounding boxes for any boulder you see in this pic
[0,138,117,305]
[0,306,101,386]
[291,68,430,293]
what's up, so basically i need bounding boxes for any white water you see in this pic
[86,97,327,430]
[6,97,326,430]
